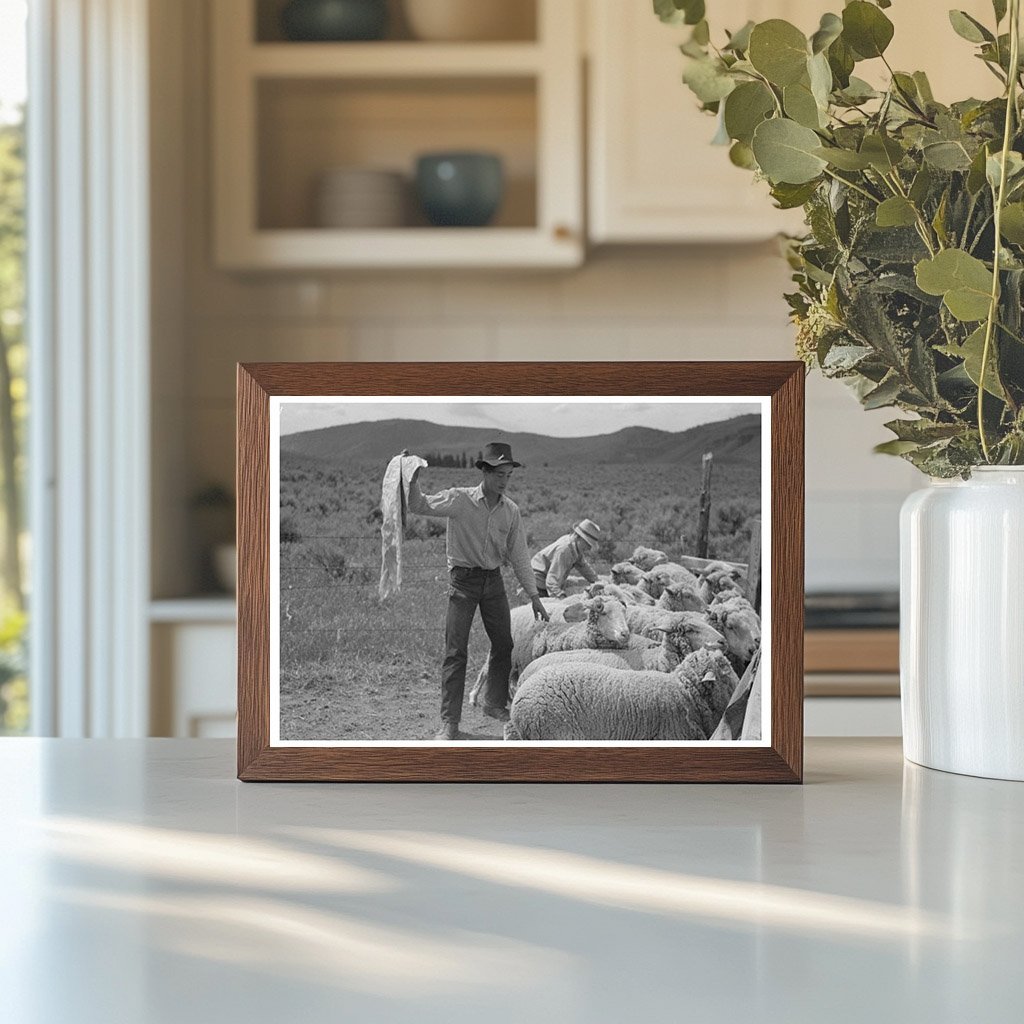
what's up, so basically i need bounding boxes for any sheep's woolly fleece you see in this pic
[506,664,708,741]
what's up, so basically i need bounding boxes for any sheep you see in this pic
[656,580,707,614]
[518,623,690,682]
[620,583,656,605]
[504,646,740,742]
[467,595,631,706]
[628,546,669,572]
[676,648,741,737]
[624,607,724,650]
[698,562,746,604]
[640,562,701,599]
[585,580,634,604]
[610,561,646,586]
[585,580,655,607]
[706,594,761,670]
[503,654,712,742]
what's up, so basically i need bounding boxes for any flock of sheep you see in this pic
[468,545,762,742]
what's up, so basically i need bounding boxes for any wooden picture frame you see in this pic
[237,362,804,782]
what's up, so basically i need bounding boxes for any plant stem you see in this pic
[884,170,939,254]
[979,0,1021,461]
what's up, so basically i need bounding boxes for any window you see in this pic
[0,0,28,734]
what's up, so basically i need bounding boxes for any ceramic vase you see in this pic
[900,467,1024,781]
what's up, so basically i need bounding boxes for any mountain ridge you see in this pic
[280,413,761,467]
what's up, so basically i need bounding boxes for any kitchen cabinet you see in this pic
[211,0,583,268]
[150,600,237,738]
[587,0,811,243]
[586,0,999,244]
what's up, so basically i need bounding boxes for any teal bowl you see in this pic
[280,0,388,42]
[415,153,505,228]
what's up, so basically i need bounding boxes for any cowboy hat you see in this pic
[475,442,522,469]
[573,519,602,548]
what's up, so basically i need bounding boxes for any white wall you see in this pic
[154,0,921,598]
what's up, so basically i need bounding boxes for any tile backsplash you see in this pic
[180,246,916,593]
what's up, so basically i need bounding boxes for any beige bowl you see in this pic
[403,0,535,41]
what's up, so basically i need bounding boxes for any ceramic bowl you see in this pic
[414,152,504,227]
[281,0,388,42]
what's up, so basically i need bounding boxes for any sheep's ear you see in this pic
[562,601,589,622]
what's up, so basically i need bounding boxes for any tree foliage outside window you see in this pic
[0,15,28,733]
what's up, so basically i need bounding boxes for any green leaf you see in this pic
[915,249,994,322]
[912,71,935,104]
[842,1,894,59]
[784,80,824,129]
[827,37,855,89]
[723,81,775,144]
[948,10,994,44]
[810,12,843,54]
[993,0,1008,24]
[884,418,963,443]
[860,133,904,173]
[653,0,705,26]
[1000,203,1024,245]
[909,164,933,205]
[862,374,903,409]
[939,325,1006,398]
[874,439,921,455]
[967,144,991,194]
[932,190,950,247]
[751,118,828,184]
[770,180,820,209]
[836,76,879,104]
[691,19,710,45]
[986,150,1024,191]
[748,20,809,87]
[876,197,918,228]
[729,140,757,169]
[922,140,973,171]
[711,109,731,145]
[724,20,755,53]
[682,57,736,104]
[808,51,833,110]
[813,146,872,170]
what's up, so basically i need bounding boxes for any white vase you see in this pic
[900,467,1024,780]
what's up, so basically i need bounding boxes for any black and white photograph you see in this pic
[270,396,769,746]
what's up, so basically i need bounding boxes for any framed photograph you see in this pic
[237,362,803,782]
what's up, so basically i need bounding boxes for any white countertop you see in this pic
[1,738,1021,1023]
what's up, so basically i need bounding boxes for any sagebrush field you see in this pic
[278,456,760,740]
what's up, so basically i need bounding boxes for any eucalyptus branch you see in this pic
[979,0,1021,461]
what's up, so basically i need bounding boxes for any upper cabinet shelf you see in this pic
[211,0,582,269]
[247,42,545,78]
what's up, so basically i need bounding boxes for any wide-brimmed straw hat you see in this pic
[476,442,522,469]
[573,519,602,548]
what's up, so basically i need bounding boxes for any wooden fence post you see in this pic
[696,452,713,559]
[746,517,761,611]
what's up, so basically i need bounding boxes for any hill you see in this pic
[280,412,761,468]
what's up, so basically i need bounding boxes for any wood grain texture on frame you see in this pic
[237,361,804,783]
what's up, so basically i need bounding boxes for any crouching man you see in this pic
[531,519,602,599]
[405,442,549,740]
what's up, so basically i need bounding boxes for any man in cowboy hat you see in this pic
[405,441,549,741]
[531,519,603,599]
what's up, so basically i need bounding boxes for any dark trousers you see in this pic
[442,567,514,724]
